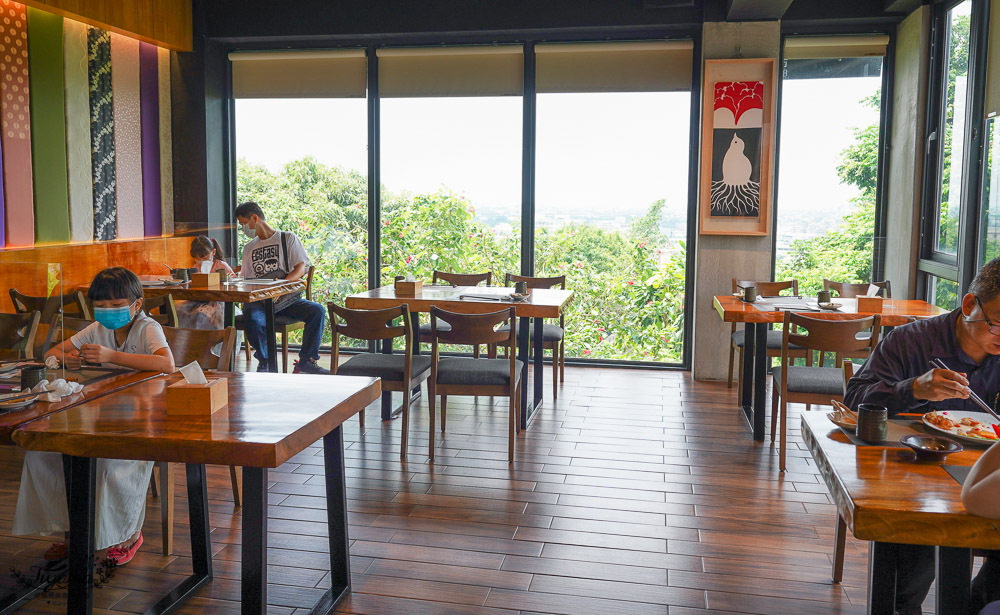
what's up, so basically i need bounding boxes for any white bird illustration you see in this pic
[722,133,752,186]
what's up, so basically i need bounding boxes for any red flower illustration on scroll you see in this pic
[714,81,763,125]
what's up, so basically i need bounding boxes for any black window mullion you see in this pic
[521,41,536,277]
[366,45,381,292]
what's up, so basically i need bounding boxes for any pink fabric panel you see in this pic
[0,0,33,247]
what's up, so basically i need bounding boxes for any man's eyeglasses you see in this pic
[966,295,1000,336]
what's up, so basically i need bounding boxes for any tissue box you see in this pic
[394,279,423,296]
[166,377,228,415]
[857,296,884,313]
[191,272,220,287]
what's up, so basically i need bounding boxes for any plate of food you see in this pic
[0,393,38,410]
[818,302,842,310]
[923,410,1000,444]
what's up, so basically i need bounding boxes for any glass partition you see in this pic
[0,261,65,391]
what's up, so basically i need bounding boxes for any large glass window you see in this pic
[379,97,522,281]
[979,118,1000,264]
[928,275,961,310]
[535,92,689,363]
[775,56,883,295]
[235,97,369,347]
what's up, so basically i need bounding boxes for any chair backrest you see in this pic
[43,315,95,354]
[304,265,315,301]
[161,325,237,371]
[842,361,856,397]
[328,303,409,343]
[733,278,798,297]
[823,279,892,299]
[433,270,492,286]
[429,306,515,347]
[782,312,881,362]
[142,294,179,327]
[10,288,92,322]
[504,273,566,290]
[0,311,41,360]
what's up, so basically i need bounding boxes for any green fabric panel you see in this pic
[27,8,70,244]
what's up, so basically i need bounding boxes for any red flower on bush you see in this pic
[628,280,635,285]
[597,327,605,332]
[582,349,592,355]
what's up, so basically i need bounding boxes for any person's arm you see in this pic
[44,338,82,369]
[963,442,1000,518]
[845,329,935,413]
[283,261,306,282]
[280,232,309,282]
[78,344,175,373]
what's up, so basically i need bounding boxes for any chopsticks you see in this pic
[0,390,40,403]
[929,358,1000,422]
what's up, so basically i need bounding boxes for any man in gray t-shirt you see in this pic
[235,201,329,374]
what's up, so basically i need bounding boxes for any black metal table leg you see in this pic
[145,464,213,615]
[224,302,235,328]
[517,315,530,431]
[310,426,352,613]
[241,467,267,615]
[264,298,277,373]
[867,541,897,615]
[67,455,96,615]
[936,546,971,615]
[532,316,543,413]
[740,322,756,430]
[752,323,767,441]
[380,338,393,420]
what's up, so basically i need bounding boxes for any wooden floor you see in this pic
[0,363,901,614]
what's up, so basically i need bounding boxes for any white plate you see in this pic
[818,302,842,310]
[0,394,38,410]
[826,412,856,430]
[922,410,999,444]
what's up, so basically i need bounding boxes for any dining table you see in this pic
[346,285,574,429]
[11,370,381,615]
[801,411,1000,615]
[86,278,306,373]
[713,295,949,441]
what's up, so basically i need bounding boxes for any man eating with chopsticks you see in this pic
[846,258,1000,615]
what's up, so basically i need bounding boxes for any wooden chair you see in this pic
[831,359,862,584]
[0,311,40,361]
[141,294,179,327]
[727,279,808,398]
[154,325,238,555]
[496,273,566,399]
[328,303,432,459]
[770,313,880,472]
[11,289,91,359]
[822,279,892,299]
[428,306,520,462]
[41,316,94,354]
[237,265,315,372]
[419,271,493,356]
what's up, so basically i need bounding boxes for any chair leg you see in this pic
[157,461,174,556]
[727,345,736,388]
[736,347,744,400]
[281,332,288,373]
[779,396,788,472]
[243,332,252,361]
[230,466,242,507]
[832,514,847,583]
[150,468,159,498]
[440,395,447,433]
[552,346,558,400]
[508,388,516,463]
[359,408,365,433]
[428,381,436,461]
[559,340,565,383]
[400,387,410,460]
[473,345,480,359]
[770,379,779,443]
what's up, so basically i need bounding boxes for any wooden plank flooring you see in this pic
[0,363,921,614]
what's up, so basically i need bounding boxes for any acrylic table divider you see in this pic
[11,371,381,615]
[346,285,574,429]
[712,295,949,441]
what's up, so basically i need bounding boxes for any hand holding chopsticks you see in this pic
[927,358,1000,422]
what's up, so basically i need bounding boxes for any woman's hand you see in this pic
[78,344,116,365]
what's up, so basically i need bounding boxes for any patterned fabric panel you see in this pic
[88,27,115,241]
[157,46,173,235]
[139,41,160,237]
[0,0,35,247]
[64,18,93,242]
[27,7,70,244]
[110,33,142,239]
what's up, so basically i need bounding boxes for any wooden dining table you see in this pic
[108,278,305,373]
[713,295,949,440]
[801,411,1000,615]
[347,285,574,429]
[11,371,381,615]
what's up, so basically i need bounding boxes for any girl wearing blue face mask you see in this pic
[14,267,175,566]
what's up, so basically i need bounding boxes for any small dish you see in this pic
[509,293,529,302]
[818,302,842,310]
[900,434,963,461]
[0,393,38,411]
[827,411,856,430]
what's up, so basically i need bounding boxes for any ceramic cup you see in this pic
[855,403,889,443]
[743,286,757,302]
[20,365,45,392]
[514,281,528,295]
[817,290,832,304]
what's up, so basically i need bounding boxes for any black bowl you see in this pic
[900,434,963,461]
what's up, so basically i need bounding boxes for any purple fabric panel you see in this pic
[138,41,161,237]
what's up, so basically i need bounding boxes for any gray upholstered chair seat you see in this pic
[496,323,563,342]
[419,319,451,335]
[772,366,843,395]
[436,358,524,386]
[732,329,803,350]
[337,353,432,382]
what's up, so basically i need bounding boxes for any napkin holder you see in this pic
[191,272,220,287]
[857,296,884,312]
[394,279,423,296]
[166,377,228,415]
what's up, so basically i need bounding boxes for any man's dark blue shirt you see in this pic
[845,309,1000,415]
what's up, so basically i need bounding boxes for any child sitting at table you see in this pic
[12,267,175,565]
[176,235,235,330]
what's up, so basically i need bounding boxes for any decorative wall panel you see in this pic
[63,18,92,242]
[110,32,142,239]
[0,0,35,247]
[139,41,160,237]
[88,26,115,241]
[157,46,172,235]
